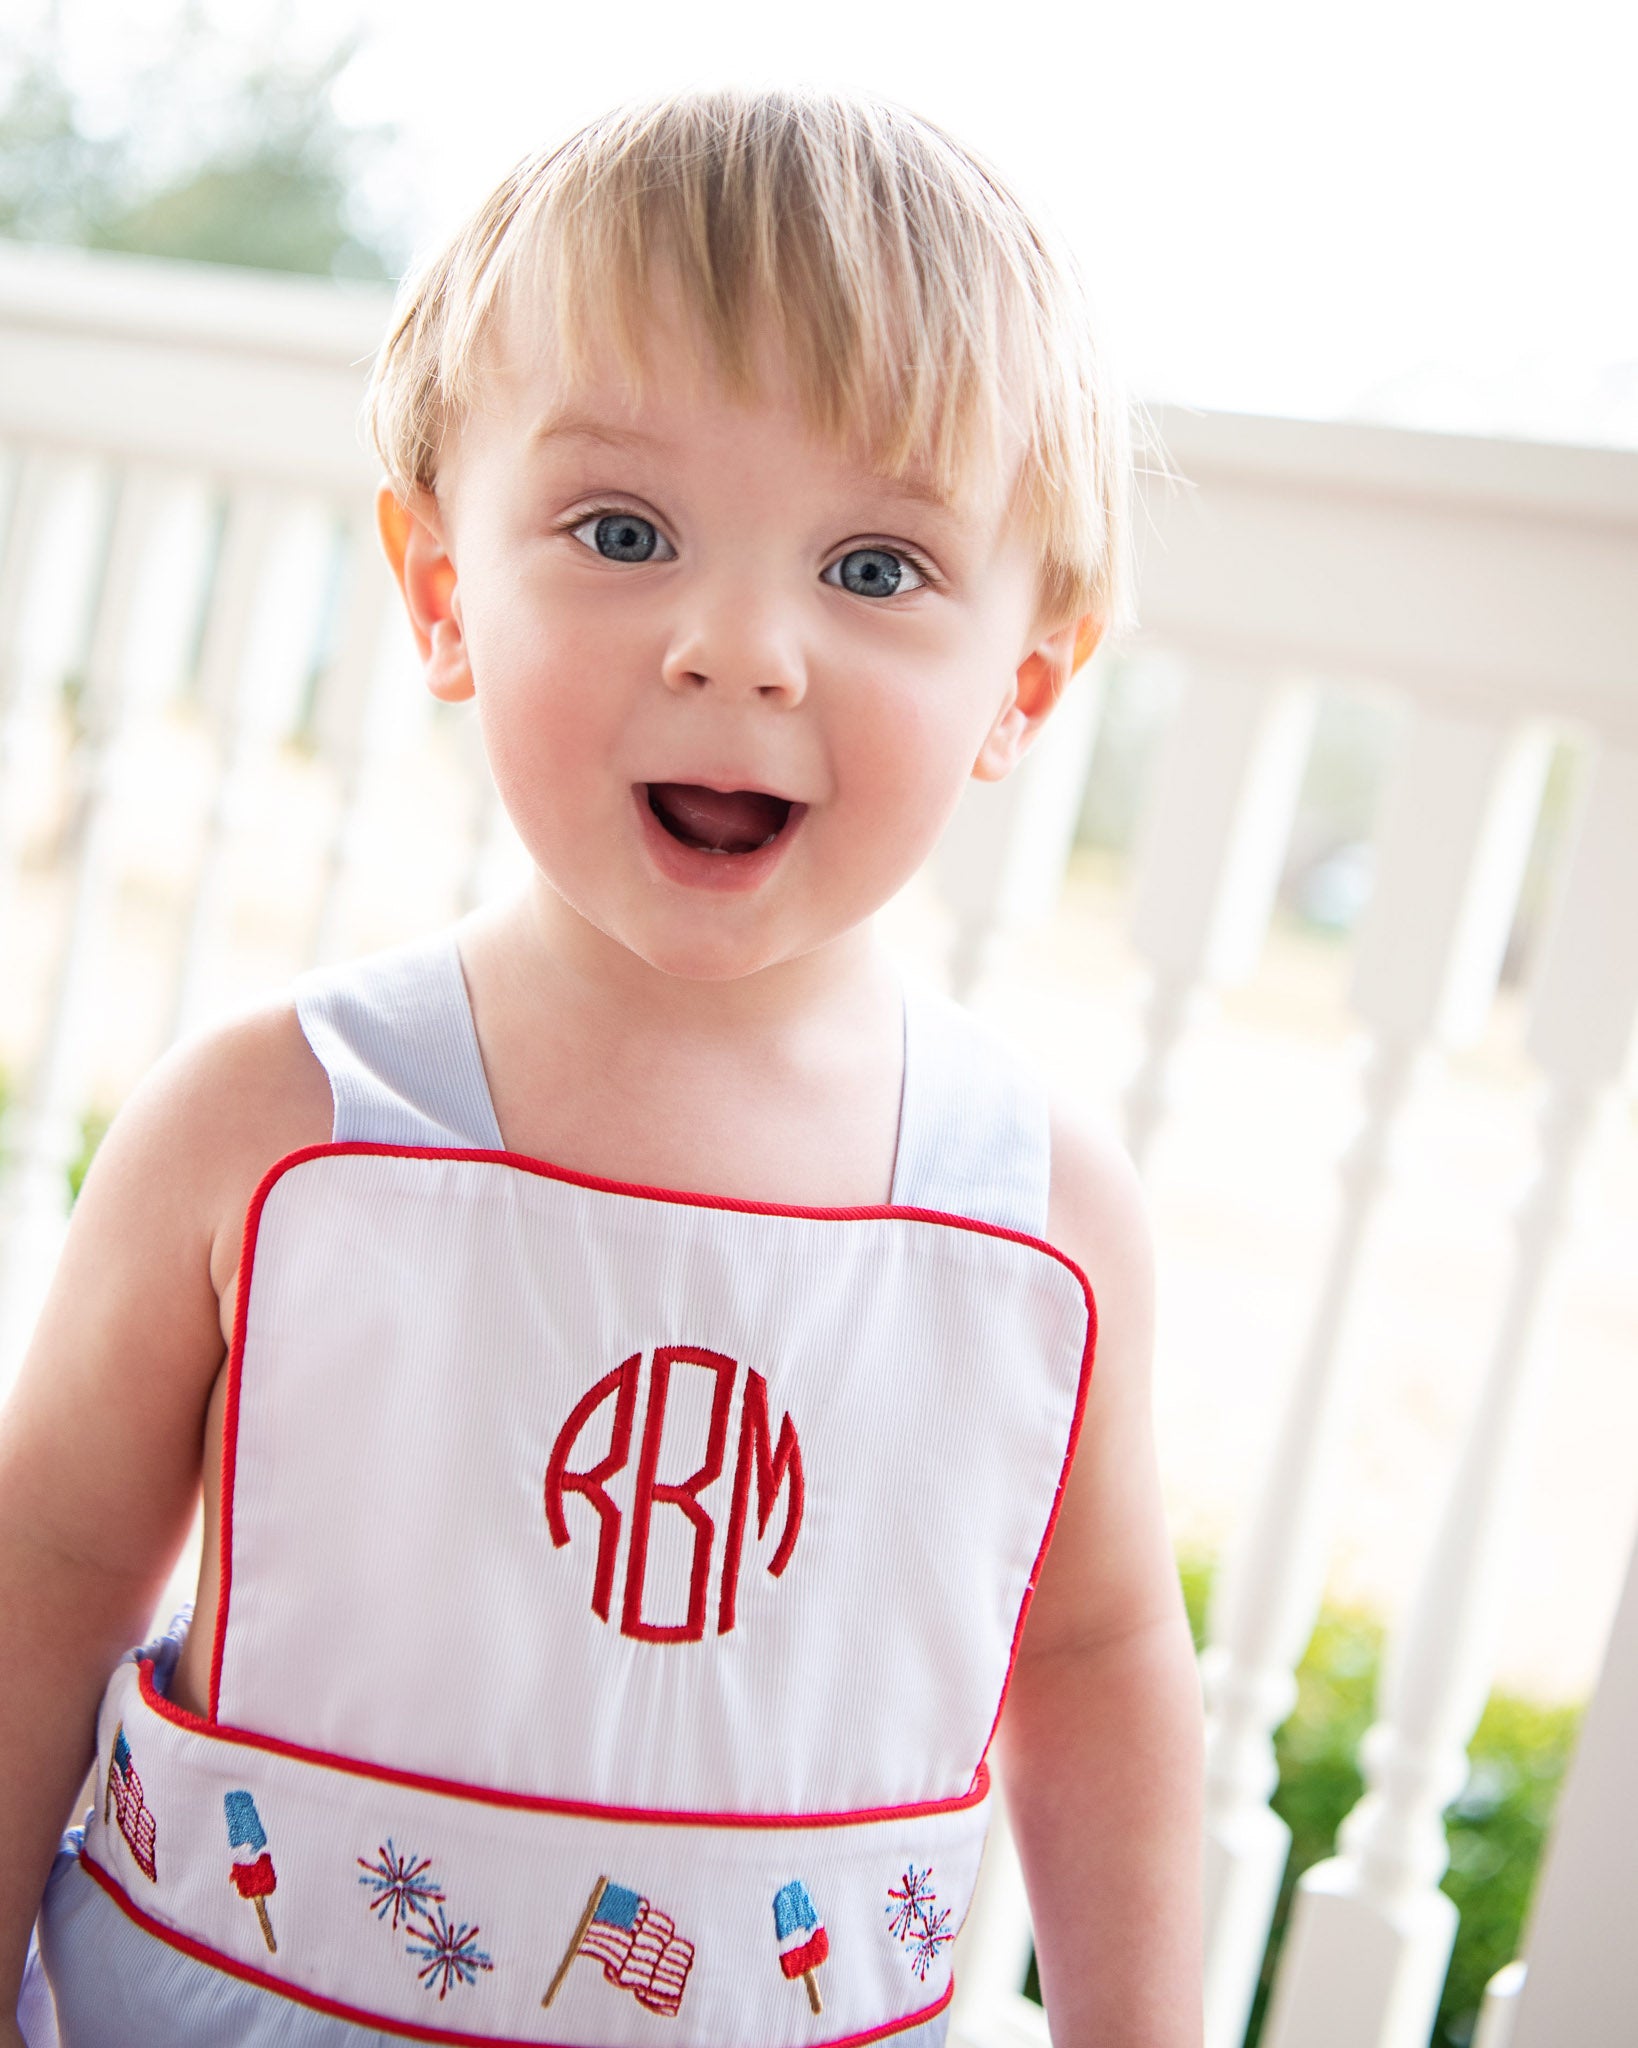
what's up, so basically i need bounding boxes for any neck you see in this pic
[484,878,897,1056]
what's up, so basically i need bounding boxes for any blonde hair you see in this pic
[363,87,1135,633]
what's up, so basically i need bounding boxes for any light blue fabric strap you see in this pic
[294,931,504,1151]
[292,931,1047,1231]
[890,976,1051,1239]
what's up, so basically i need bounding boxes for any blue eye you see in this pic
[823,547,923,598]
[570,512,672,563]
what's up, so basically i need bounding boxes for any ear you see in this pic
[376,483,474,704]
[971,610,1104,783]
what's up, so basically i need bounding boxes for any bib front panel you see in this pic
[216,1149,1089,1812]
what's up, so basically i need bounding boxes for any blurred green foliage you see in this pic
[66,1104,110,1204]
[0,1065,111,1206]
[1024,1557,1580,2048]
[0,13,406,279]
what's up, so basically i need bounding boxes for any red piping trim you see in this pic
[207,1158,265,1718]
[143,1660,991,1828]
[210,1140,1097,1759]
[978,1273,1099,1766]
[78,1848,954,2047]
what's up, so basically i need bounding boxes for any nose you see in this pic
[659,584,807,705]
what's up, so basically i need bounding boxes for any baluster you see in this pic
[0,450,56,831]
[1472,1961,1526,2048]
[937,652,1310,2035]
[1200,706,1550,2048]
[304,502,392,964]
[1495,1525,1638,2048]
[165,482,280,1041]
[0,451,57,1017]
[1261,744,1638,2048]
[0,452,52,713]
[933,658,1104,1002]
[0,465,164,1375]
[1123,658,1314,1170]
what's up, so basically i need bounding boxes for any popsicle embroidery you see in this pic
[542,1876,695,2018]
[886,1865,954,1983]
[104,1724,157,1882]
[773,1879,830,2015]
[224,1791,277,1951]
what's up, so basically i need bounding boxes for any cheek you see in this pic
[463,583,633,785]
[835,676,998,869]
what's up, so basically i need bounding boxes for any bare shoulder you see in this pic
[0,999,331,1584]
[1045,1096,1155,1390]
[74,998,333,1309]
[12,998,331,1409]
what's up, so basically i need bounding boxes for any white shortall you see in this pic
[25,931,1094,2047]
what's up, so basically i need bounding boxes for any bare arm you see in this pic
[0,1007,329,2014]
[995,1108,1203,2046]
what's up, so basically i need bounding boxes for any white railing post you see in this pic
[1123,658,1313,1170]
[1261,745,1638,2048]
[0,465,163,1373]
[1499,1523,1638,2048]
[305,505,394,965]
[166,483,281,1042]
[0,450,52,750]
[932,658,1104,1002]
[0,451,55,1096]
[1201,705,1549,2048]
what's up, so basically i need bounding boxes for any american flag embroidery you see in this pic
[104,1724,157,1882]
[541,1875,695,2017]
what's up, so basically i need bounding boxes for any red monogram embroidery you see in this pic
[544,1354,640,1622]
[622,1347,737,1644]
[717,1370,804,1635]
[545,1349,804,1642]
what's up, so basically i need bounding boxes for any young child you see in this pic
[0,88,1201,2047]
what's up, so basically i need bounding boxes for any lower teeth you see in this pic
[679,829,782,854]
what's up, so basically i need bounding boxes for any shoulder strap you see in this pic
[294,930,505,1150]
[890,977,1051,1238]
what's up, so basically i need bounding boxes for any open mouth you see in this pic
[644,783,795,854]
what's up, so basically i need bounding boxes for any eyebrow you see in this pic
[866,469,958,516]
[526,407,960,520]
[526,408,660,455]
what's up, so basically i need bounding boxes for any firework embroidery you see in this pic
[907,1903,955,1981]
[885,1864,936,1942]
[406,1906,495,1999]
[358,1841,445,1931]
[886,1865,956,1982]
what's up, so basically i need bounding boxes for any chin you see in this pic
[629,930,795,983]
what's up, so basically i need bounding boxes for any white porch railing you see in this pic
[1,239,1635,2048]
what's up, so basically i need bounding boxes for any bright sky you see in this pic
[32,0,1638,445]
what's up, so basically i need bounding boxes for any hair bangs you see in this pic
[363,86,1136,633]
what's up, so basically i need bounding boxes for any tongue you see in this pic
[648,784,790,853]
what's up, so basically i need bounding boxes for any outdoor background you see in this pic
[2,5,1635,2040]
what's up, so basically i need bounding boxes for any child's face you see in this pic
[388,290,1080,984]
